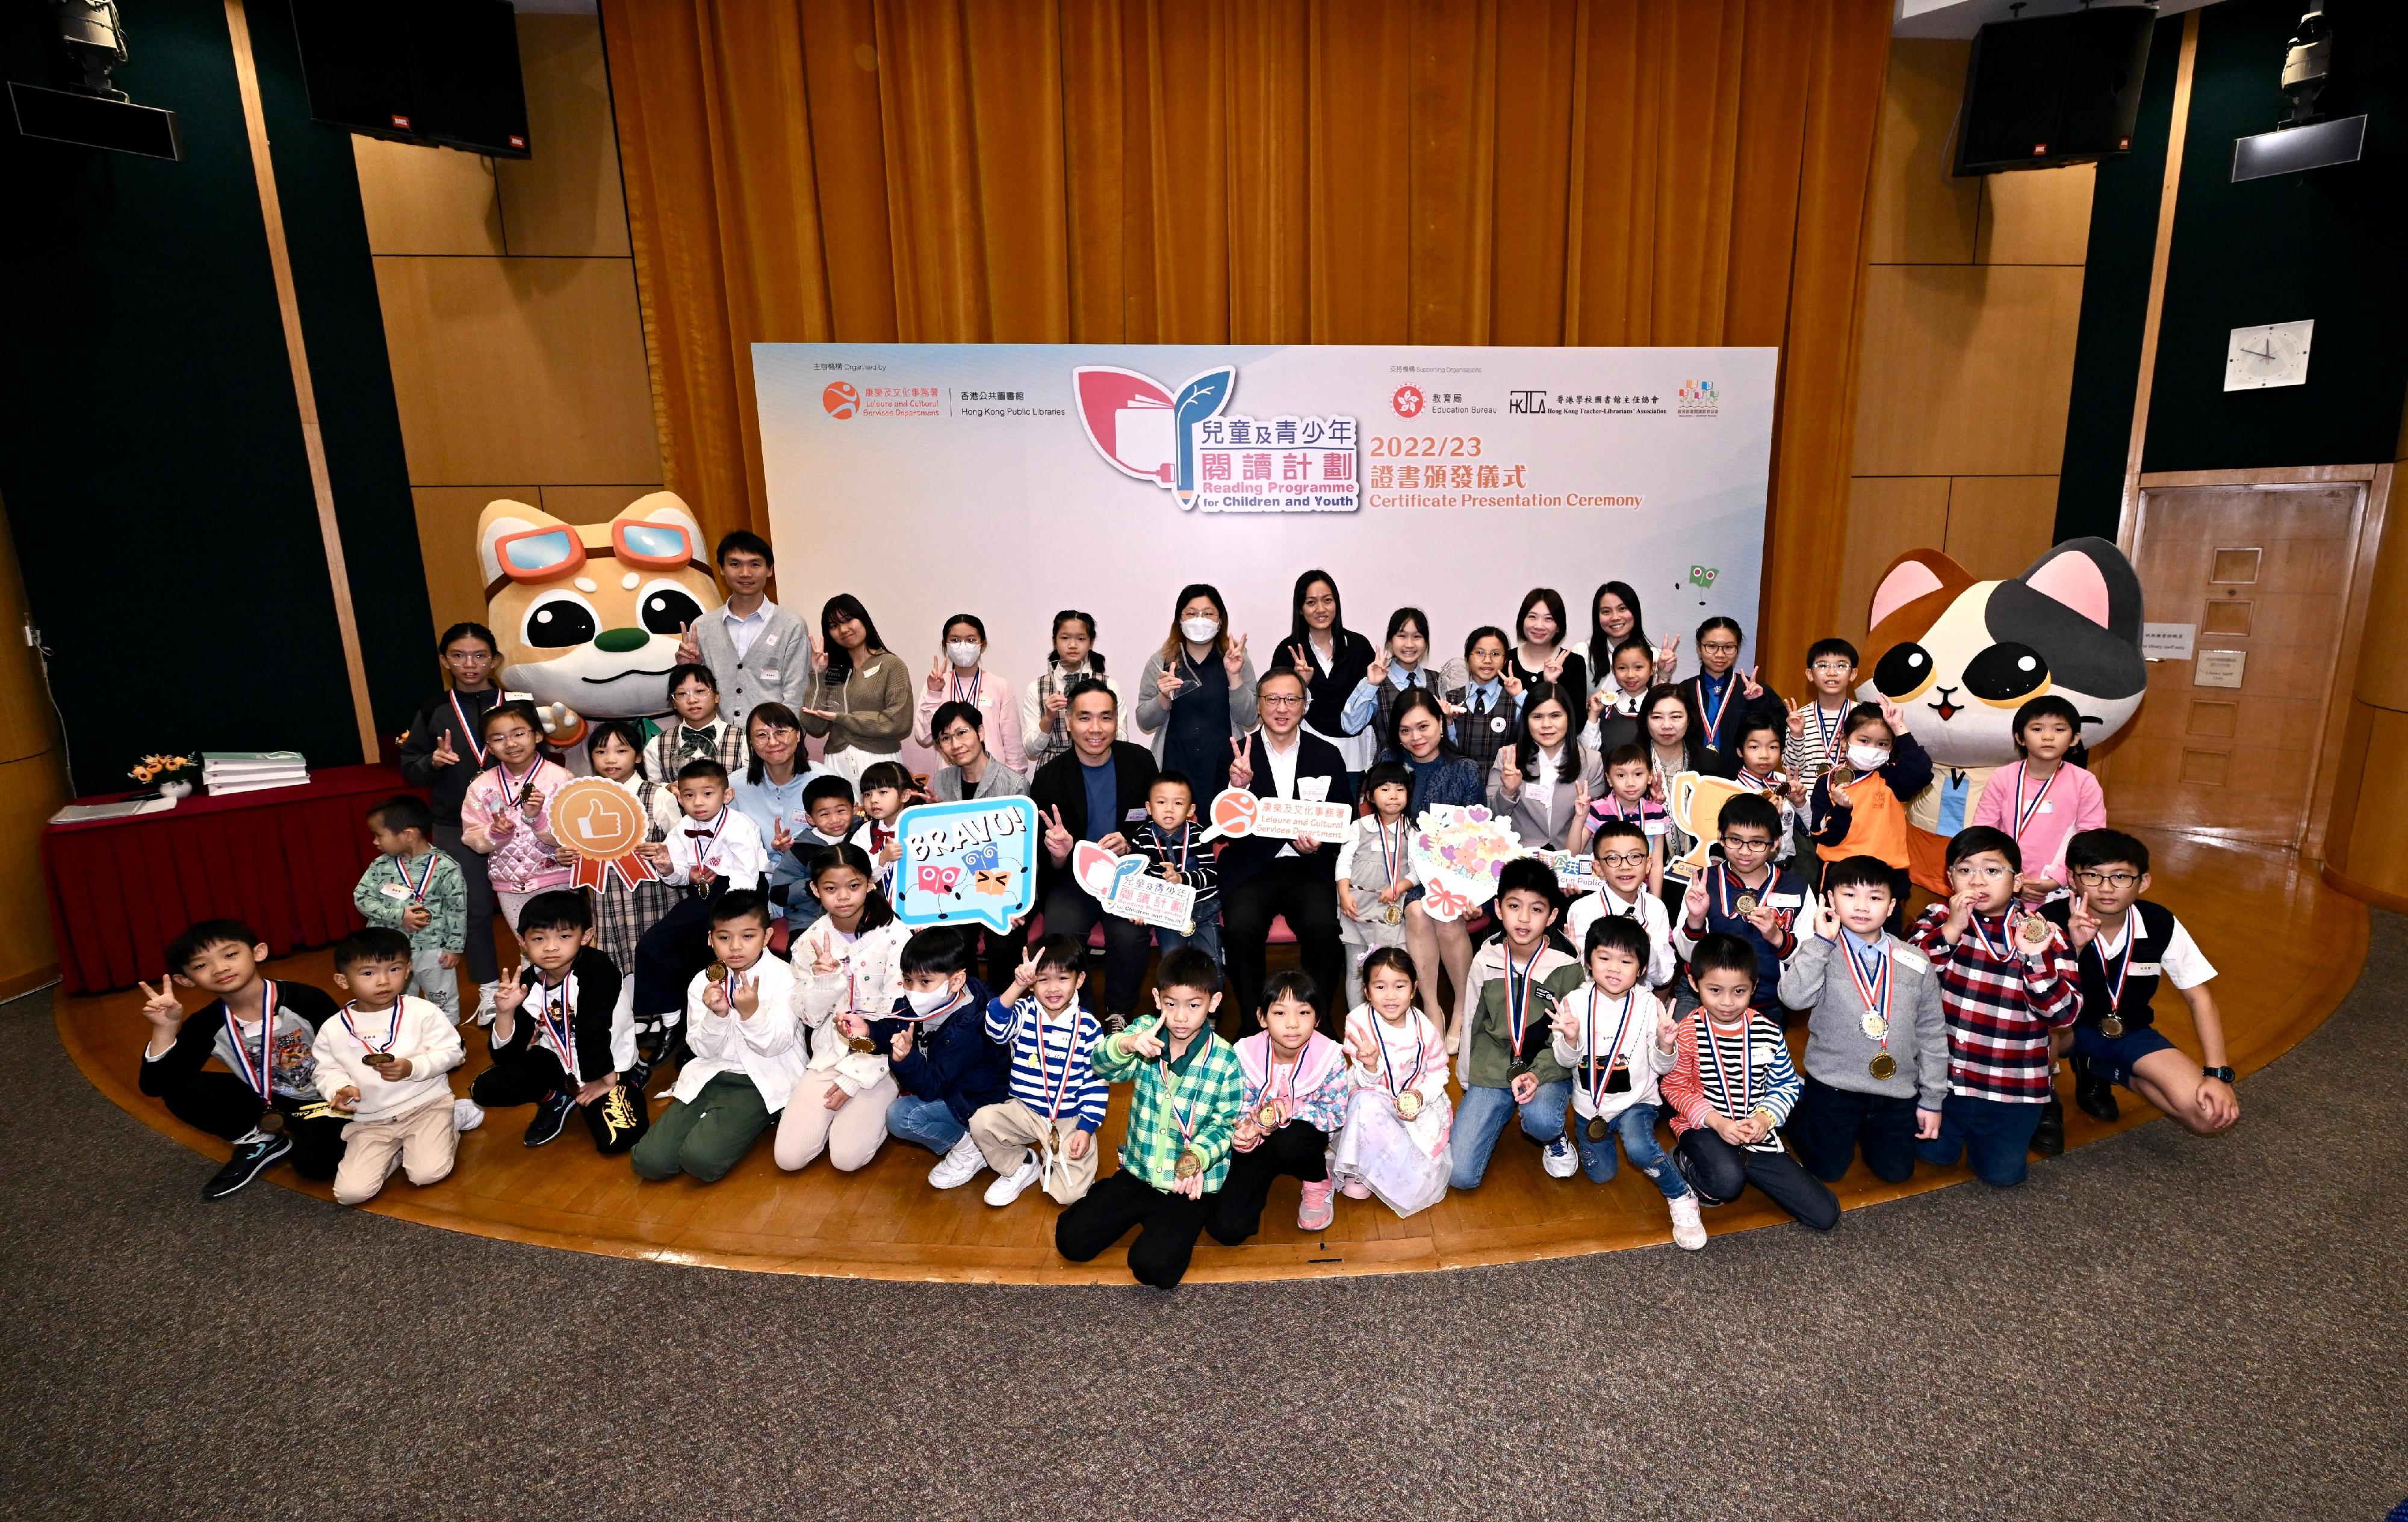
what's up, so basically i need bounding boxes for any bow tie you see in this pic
[678,725,717,755]
[684,826,718,838]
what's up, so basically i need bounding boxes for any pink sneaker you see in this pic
[1339,1178,1371,1200]
[1297,1178,1336,1231]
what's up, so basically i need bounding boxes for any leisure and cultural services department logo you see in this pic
[1074,364,1358,515]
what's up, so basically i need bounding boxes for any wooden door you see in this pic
[2106,481,2365,847]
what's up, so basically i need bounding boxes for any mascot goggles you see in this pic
[487,519,703,595]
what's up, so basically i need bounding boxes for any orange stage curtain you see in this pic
[600,0,1890,668]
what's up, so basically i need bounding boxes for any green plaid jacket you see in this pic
[353,849,468,954]
[1092,1016,1243,1192]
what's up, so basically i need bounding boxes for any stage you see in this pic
[57,831,2362,1284]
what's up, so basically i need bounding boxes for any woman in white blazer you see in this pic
[1485,679,1603,850]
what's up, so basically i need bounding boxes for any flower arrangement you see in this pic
[129,753,199,794]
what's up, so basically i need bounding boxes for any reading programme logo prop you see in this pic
[1073,365,1234,507]
[1073,362,1360,515]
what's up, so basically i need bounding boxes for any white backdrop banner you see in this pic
[753,344,1777,757]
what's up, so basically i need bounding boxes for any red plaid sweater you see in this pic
[1907,903,2078,1104]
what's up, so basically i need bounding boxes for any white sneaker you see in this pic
[982,1149,1042,1206]
[1542,1135,1578,1179]
[928,1132,987,1190]
[453,1099,485,1133]
[1668,1192,1707,1250]
[473,986,498,1027]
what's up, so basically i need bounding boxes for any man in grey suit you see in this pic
[675,530,816,731]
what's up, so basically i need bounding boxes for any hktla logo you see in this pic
[1073,365,1235,507]
[1677,379,1719,415]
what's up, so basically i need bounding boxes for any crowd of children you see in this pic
[129,569,2243,1288]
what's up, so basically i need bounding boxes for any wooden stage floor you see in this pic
[58,831,2364,1284]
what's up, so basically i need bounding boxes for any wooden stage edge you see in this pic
[57,831,2366,1287]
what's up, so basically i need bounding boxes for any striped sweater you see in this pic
[1661,1010,1801,1155]
[982,995,1109,1133]
[1908,902,2079,1104]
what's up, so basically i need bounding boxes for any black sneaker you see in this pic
[203,1133,292,1200]
[524,1087,577,1147]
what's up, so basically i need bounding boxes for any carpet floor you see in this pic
[4,915,2403,1522]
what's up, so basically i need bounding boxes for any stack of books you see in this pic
[203,751,310,796]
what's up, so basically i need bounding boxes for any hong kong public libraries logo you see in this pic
[1073,364,1359,515]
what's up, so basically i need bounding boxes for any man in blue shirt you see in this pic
[1026,680,1159,1031]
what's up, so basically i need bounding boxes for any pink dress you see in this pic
[1969,760,2106,884]
[458,759,576,894]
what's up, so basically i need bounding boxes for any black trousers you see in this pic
[1675,1128,1840,1231]
[1040,878,1151,1017]
[1221,858,1344,1035]
[161,1072,346,1180]
[1206,1121,1329,1246]
[1055,1169,1212,1289]
[1788,1072,1918,1184]
[634,882,724,1017]
[972,916,1031,997]
[470,1046,649,1154]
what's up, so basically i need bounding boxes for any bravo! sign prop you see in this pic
[548,776,662,893]
[894,797,1039,933]
[1070,841,1199,932]
[1196,788,1353,844]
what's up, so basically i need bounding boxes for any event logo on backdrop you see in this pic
[751,344,1778,770]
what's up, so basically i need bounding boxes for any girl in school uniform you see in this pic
[583,719,686,976]
[799,594,913,785]
[1020,609,1126,770]
[644,663,751,783]
[1584,636,1662,756]
[1439,625,1522,779]
[1267,568,1377,775]
[1332,947,1451,1217]
[913,613,1027,775]
[1680,616,1784,762]
[1338,606,1444,761]
[459,701,576,937]
[1970,694,2107,903]
[1135,583,1258,800]
[731,704,815,926]
[1488,679,1604,850]
[778,844,907,1175]
[1806,699,1932,935]
[1507,587,1588,719]
[1386,687,1485,1051]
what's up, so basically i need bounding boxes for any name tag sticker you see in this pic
[1893,948,1928,974]
[1766,892,1802,909]
[2130,962,2160,976]
[1750,1044,1778,1065]
[762,668,780,682]
[379,882,411,900]
[1124,808,1149,824]
[1642,821,1668,837]
[1299,776,1331,803]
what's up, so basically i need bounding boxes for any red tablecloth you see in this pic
[43,764,426,994]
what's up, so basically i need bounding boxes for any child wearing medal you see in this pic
[1908,827,2080,1187]
[1335,761,1415,1007]
[1447,858,1586,1187]
[1128,771,1221,965]
[1566,745,1669,895]
[353,795,468,1024]
[312,928,465,1205]
[470,891,647,1153]
[1805,699,1931,936]
[458,700,576,932]
[1730,716,1801,862]
[779,843,908,1175]
[1662,933,1839,1231]
[1563,818,1676,992]
[137,920,348,1199]
[1580,636,1660,757]
[1680,616,1782,761]
[1781,639,1859,859]
[1970,696,2106,905]
[1209,973,1351,1241]
[1779,856,1947,1186]
[630,757,770,1071]
[865,927,1011,1192]
[1673,793,1816,1022]
[1056,947,1244,1290]
[630,891,801,1184]
[2041,829,2238,1136]
[854,760,919,894]
[1332,947,1451,1216]
[581,720,688,977]
[969,933,1108,1207]
[1550,916,1704,1248]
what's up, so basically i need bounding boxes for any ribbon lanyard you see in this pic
[450,691,488,766]
[1699,672,1734,741]
[1813,703,1841,765]
[1178,823,1193,877]
[2012,762,2056,839]
[689,805,730,862]
[1967,910,2011,962]
[535,976,576,1075]
[1587,989,1636,1113]
[1845,935,1890,1036]
[2097,906,2140,1013]
[1159,1038,1202,1152]
[1713,862,1738,918]
[1702,1013,1753,1120]
[1033,1003,1078,1125]
[340,1000,403,1056]
[398,850,436,903]
[1377,820,1403,882]
[951,670,981,707]
[1374,1016,1424,1101]
[1504,944,1541,1055]
[225,982,278,1102]
[494,760,539,811]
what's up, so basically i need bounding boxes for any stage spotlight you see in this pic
[6,0,184,161]
[2232,1,2365,182]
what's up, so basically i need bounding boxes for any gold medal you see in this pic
[256,1109,285,1134]
[1586,1115,1607,1142]
[1733,892,1758,917]
[1868,1053,1898,1081]
[1173,1148,1203,1180]
[2017,915,2053,951]
[1256,1100,1283,1131]
[1859,1013,1888,1041]
[1384,903,1403,926]
[845,1035,877,1054]
[706,962,730,984]
[1396,1089,1423,1121]
[2099,1013,2126,1039]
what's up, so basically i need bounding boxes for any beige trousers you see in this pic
[333,1096,458,1205]
[775,1071,897,1173]
[968,1098,1097,1204]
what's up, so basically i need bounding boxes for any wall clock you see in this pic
[2224,320,2313,391]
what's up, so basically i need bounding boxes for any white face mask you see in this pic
[946,640,982,669]
[1180,616,1221,644]
[906,984,958,1017]
[1847,743,1891,771]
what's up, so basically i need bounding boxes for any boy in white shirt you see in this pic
[630,891,804,1183]
[631,757,770,1066]
[1562,818,1676,991]
[312,927,466,1205]
[1551,915,1704,1248]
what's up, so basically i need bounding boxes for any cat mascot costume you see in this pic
[1859,537,2149,895]
[477,492,719,749]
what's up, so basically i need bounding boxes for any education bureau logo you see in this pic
[1676,378,1720,417]
[1073,363,1359,515]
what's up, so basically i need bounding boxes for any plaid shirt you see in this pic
[644,717,750,787]
[353,848,467,953]
[1091,1016,1243,1191]
[1908,902,2079,1103]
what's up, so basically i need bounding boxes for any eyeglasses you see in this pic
[1950,863,2011,881]
[1719,835,1772,851]
[1699,640,1740,655]
[2074,870,2141,888]
[1600,852,1648,867]
[1260,694,1305,708]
